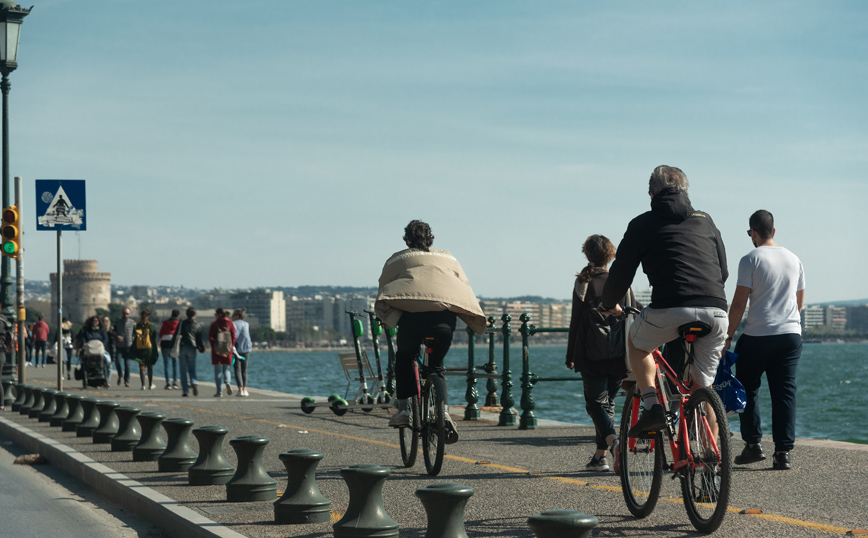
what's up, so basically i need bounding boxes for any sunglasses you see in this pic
[746,229,752,237]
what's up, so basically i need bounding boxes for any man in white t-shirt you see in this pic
[724,210,805,471]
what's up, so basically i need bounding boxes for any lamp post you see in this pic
[0,0,30,318]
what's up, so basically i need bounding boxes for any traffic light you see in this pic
[1,206,19,258]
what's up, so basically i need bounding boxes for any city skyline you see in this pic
[10,2,868,304]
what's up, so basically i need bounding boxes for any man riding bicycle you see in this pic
[600,165,729,437]
[375,220,486,441]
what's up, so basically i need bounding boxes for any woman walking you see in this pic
[127,309,159,390]
[159,309,181,389]
[566,234,636,472]
[209,308,236,397]
[172,308,205,397]
[231,308,252,397]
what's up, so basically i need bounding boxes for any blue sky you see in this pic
[11,1,868,303]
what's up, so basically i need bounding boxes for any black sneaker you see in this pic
[772,451,791,470]
[734,443,766,465]
[585,455,610,472]
[628,404,666,438]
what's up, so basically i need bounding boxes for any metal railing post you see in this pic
[484,316,499,406]
[497,314,517,426]
[518,314,538,430]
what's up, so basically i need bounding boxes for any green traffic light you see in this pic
[2,242,15,254]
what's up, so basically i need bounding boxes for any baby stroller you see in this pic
[77,340,108,388]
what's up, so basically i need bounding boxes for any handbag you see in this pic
[169,321,182,359]
[713,350,747,416]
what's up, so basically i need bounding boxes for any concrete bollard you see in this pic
[133,412,166,462]
[415,483,475,538]
[333,464,399,538]
[38,389,59,422]
[226,435,277,502]
[27,388,46,418]
[2,380,13,408]
[76,398,102,437]
[11,382,27,411]
[49,392,71,426]
[188,426,234,485]
[158,418,197,472]
[62,394,85,432]
[527,509,599,538]
[92,401,120,444]
[111,406,142,452]
[273,449,331,524]
[18,384,35,415]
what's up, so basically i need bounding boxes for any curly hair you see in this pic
[403,220,434,251]
[577,234,616,283]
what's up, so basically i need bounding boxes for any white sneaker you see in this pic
[149,384,156,390]
[388,410,410,427]
[242,389,249,397]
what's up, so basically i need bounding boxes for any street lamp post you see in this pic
[0,0,30,318]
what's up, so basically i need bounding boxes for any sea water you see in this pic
[187,342,867,445]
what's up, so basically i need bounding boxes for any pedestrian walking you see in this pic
[171,307,205,397]
[31,316,49,367]
[209,308,236,397]
[126,309,159,390]
[159,309,181,389]
[100,315,115,381]
[114,308,135,387]
[61,318,75,377]
[231,309,252,397]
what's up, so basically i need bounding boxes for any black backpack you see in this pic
[585,309,626,362]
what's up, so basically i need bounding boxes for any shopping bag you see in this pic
[713,350,746,416]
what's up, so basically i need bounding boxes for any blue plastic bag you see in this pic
[713,350,746,416]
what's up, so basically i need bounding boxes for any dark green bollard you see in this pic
[111,406,141,451]
[38,389,59,422]
[28,388,46,418]
[2,380,13,408]
[133,412,166,461]
[11,382,27,411]
[18,384,34,415]
[62,394,85,432]
[77,398,102,437]
[226,435,276,502]
[274,449,331,524]
[158,418,197,471]
[49,392,71,426]
[527,510,599,538]
[498,314,518,427]
[415,483,474,538]
[188,426,234,485]
[92,401,120,444]
[333,464,398,538]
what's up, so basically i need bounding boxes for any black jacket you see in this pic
[172,318,205,353]
[602,188,728,311]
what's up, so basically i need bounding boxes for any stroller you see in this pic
[77,339,108,388]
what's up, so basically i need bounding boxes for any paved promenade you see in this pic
[1,365,866,537]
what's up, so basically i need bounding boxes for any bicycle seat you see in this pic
[678,321,712,342]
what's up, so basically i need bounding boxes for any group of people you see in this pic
[376,164,805,473]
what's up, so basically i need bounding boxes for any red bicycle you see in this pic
[618,306,732,533]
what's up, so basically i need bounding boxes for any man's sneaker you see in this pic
[610,439,621,475]
[734,443,766,465]
[772,451,791,470]
[585,455,610,472]
[389,410,410,427]
[192,384,199,396]
[225,383,232,395]
[628,403,666,438]
[442,406,459,444]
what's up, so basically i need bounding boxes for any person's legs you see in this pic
[139,364,147,388]
[394,324,424,400]
[214,364,224,395]
[765,334,801,453]
[162,350,171,388]
[582,373,618,454]
[34,340,44,365]
[735,335,768,445]
[178,347,191,395]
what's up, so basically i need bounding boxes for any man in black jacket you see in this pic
[601,165,729,437]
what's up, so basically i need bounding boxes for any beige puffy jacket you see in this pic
[375,248,486,334]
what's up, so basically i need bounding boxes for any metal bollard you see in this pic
[27,388,46,418]
[333,464,399,538]
[188,426,234,485]
[158,418,197,472]
[273,449,331,524]
[133,412,166,462]
[226,435,276,502]
[76,398,102,437]
[18,384,34,415]
[92,401,120,444]
[49,392,71,427]
[11,382,27,411]
[111,406,142,452]
[62,394,85,432]
[527,509,599,538]
[415,483,474,538]
[2,380,13,408]
[37,389,59,422]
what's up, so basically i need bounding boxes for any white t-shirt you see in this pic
[737,246,805,337]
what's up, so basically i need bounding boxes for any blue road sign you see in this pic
[35,180,87,231]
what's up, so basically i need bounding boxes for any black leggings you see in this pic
[395,311,456,400]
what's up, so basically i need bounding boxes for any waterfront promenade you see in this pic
[1,366,866,537]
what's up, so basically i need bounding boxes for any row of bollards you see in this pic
[5,383,598,538]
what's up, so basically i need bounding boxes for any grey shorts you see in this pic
[629,306,728,388]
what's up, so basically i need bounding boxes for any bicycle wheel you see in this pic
[681,386,732,533]
[421,375,445,476]
[399,396,419,468]
[619,386,664,518]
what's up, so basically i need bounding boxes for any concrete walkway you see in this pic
[1,366,866,537]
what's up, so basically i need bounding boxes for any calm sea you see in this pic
[183,342,867,445]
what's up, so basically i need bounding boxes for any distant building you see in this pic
[49,260,111,325]
[801,306,824,330]
[231,289,286,332]
[845,305,868,332]
[825,306,847,331]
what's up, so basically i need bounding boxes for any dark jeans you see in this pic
[234,352,249,387]
[115,346,131,383]
[395,311,456,400]
[33,340,47,366]
[581,372,622,450]
[735,333,802,452]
